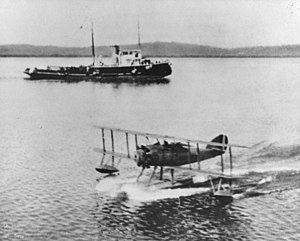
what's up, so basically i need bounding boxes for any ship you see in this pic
[24,23,172,81]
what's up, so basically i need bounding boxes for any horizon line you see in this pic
[1,41,300,50]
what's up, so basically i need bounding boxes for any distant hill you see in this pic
[1,42,300,57]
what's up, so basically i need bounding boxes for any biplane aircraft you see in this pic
[93,126,249,199]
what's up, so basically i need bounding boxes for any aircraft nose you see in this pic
[134,149,145,166]
[135,149,151,167]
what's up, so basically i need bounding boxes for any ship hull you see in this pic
[24,62,172,82]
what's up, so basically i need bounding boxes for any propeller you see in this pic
[135,147,151,168]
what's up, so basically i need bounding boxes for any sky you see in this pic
[1,0,300,48]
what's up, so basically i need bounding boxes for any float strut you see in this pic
[148,166,157,185]
[160,167,163,180]
[171,169,174,184]
[137,167,145,182]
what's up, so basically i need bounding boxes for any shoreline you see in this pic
[2,55,300,58]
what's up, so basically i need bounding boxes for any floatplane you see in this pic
[93,126,249,200]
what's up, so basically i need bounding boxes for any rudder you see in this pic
[206,134,228,152]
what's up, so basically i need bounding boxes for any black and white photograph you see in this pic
[1,0,300,240]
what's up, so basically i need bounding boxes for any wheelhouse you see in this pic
[118,50,142,66]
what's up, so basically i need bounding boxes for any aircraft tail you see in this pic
[206,134,228,152]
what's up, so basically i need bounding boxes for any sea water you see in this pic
[0,57,300,240]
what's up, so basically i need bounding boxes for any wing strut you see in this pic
[220,135,226,174]
[197,143,200,170]
[111,130,114,153]
[229,147,233,186]
[101,128,106,153]
[111,130,115,166]
[135,134,138,149]
[125,132,130,158]
[188,141,191,169]
[221,154,224,174]
[229,147,233,175]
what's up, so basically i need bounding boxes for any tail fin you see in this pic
[206,134,228,152]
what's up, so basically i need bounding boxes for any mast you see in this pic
[137,19,141,50]
[91,21,95,66]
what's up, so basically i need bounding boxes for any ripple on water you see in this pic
[231,189,300,241]
[92,184,300,241]
[0,168,98,241]
[2,58,300,240]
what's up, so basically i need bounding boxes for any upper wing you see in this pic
[94,125,249,149]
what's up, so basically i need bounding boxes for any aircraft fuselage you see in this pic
[136,143,224,167]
